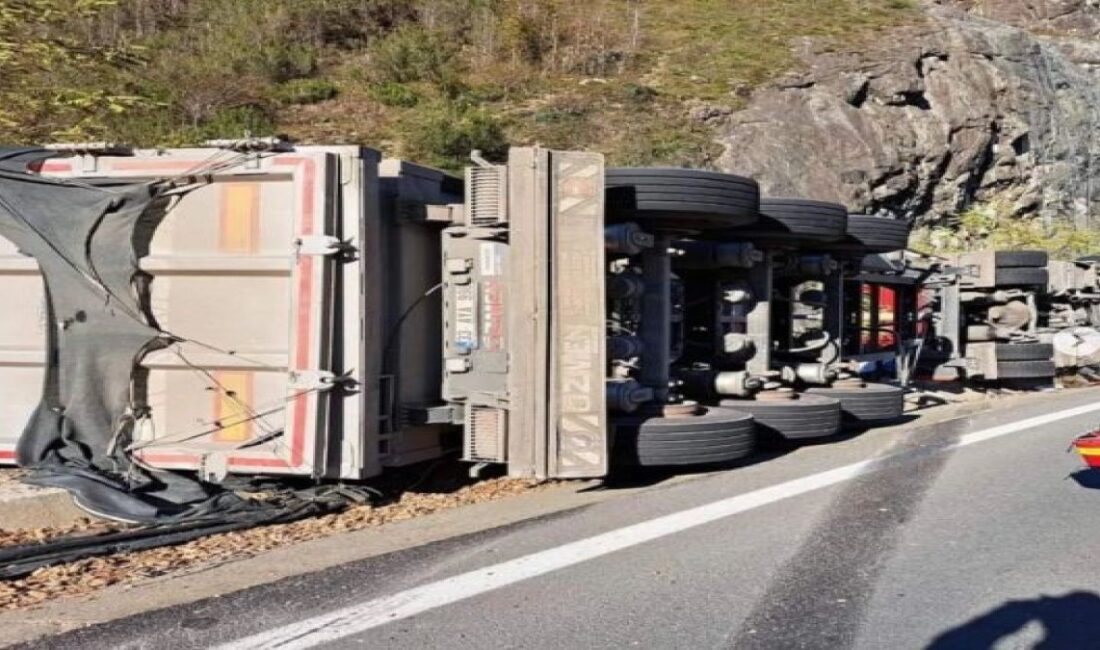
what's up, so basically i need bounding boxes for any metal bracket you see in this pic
[297,235,355,257]
[288,369,338,391]
[44,142,133,155]
[202,136,294,153]
[43,142,135,173]
[468,461,494,479]
[200,452,230,483]
[400,403,457,426]
[399,201,464,223]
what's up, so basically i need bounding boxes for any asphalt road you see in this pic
[20,387,1100,650]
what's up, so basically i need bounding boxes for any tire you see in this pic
[719,393,841,440]
[722,198,848,244]
[995,267,1048,287]
[996,360,1056,379]
[612,406,757,467]
[605,168,760,231]
[825,215,912,255]
[995,251,1048,268]
[967,325,995,341]
[995,343,1053,362]
[805,383,905,425]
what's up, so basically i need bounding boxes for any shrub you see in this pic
[369,81,420,107]
[533,106,586,125]
[370,26,461,86]
[402,104,508,170]
[273,78,339,105]
[0,0,148,141]
[623,83,658,103]
[913,202,1100,258]
[197,105,276,141]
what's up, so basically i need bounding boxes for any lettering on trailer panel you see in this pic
[561,325,598,412]
[480,242,507,352]
[453,283,479,352]
[552,155,607,476]
[479,241,504,277]
[482,278,505,353]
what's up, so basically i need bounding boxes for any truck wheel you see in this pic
[825,215,912,255]
[727,198,848,244]
[605,168,760,231]
[995,251,1048,268]
[995,343,1053,362]
[806,382,905,425]
[719,393,841,440]
[612,406,757,467]
[995,267,1048,287]
[996,360,1056,379]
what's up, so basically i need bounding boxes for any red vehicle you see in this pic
[1074,431,1100,469]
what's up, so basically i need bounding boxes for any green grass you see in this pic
[643,0,916,101]
[1,0,919,171]
[912,202,1100,258]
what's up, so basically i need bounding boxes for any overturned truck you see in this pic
[0,144,917,518]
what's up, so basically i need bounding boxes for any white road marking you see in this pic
[219,400,1100,650]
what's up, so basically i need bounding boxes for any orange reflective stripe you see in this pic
[219,183,260,253]
[213,372,255,443]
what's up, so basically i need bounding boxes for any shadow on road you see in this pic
[589,447,795,491]
[927,591,1100,649]
[1068,468,1100,490]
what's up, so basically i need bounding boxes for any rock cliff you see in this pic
[711,1,1100,227]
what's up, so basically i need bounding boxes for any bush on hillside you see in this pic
[402,104,508,170]
[274,79,340,105]
[370,26,462,87]
[913,202,1100,258]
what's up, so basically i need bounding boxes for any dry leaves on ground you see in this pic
[0,519,120,549]
[0,477,547,610]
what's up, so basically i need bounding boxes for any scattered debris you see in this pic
[0,476,549,610]
[0,519,120,550]
[0,469,27,485]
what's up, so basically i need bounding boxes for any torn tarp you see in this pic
[0,148,259,524]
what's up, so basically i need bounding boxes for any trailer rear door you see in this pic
[0,147,376,479]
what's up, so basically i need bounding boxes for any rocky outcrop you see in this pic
[952,0,1100,33]
[712,1,1100,227]
[952,0,1100,78]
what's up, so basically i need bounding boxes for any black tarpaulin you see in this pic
[0,148,258,524]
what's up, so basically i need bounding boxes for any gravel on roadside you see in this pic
[0,476,548,610]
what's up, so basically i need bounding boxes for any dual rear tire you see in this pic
[806,382,906,426]
[605,168,759,232]
[826,215,912,255]
[612,406,756,467]
[719,393,842,440]
[723,198,848,245]
[994,251,1049,288]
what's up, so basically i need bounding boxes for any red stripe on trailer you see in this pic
[35,153,320,475]
[229,457,292,469]
[38,161,72,173]
[108,160,208,173]
[0,450,15,461]
[138,452,292,470]
[227,156,316,471]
